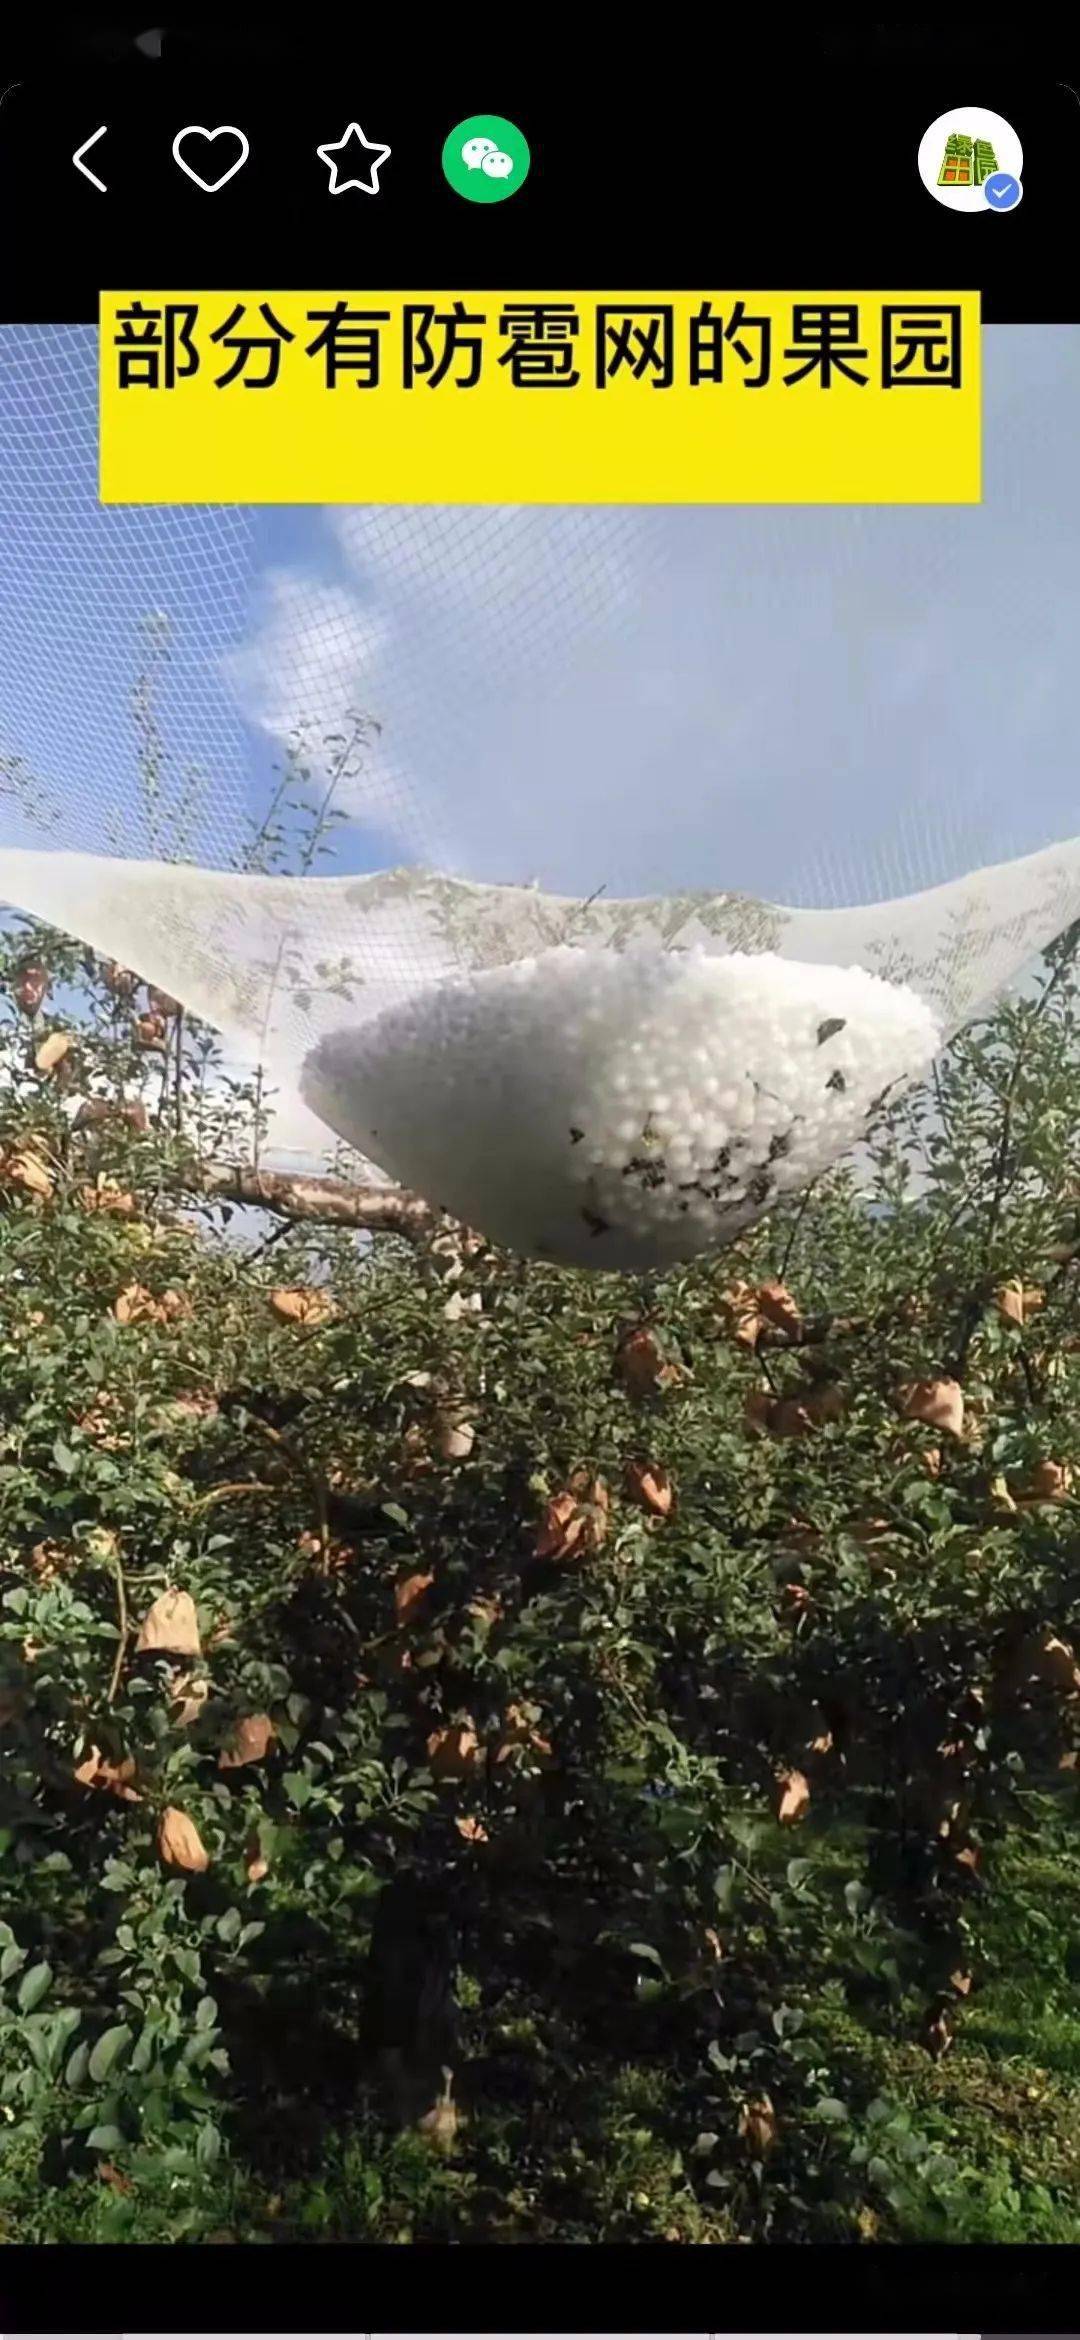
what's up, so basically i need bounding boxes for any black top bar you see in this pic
[0,24,1077,321]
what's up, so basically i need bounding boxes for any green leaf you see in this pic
[88,2023,133,2084]
[17,1961,52,2014]
[52,1436,77,1476]
[195,1995,218,2031]
[0,1942,27,1983]
[129,2025,157,2075]
[195,2120,222,2167]
[65,2039,91,2088]
[86,2123,126,2152]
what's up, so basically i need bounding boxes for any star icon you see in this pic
[316,121,391,195]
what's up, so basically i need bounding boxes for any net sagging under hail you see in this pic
[0,324,1078,1269]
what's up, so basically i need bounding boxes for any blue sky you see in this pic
[0,324,1079,911]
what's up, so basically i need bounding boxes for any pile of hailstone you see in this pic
[302,945,941,1271]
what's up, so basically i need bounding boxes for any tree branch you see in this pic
[193,1162,443,1241]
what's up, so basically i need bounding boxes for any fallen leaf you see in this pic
[30,1538,72,1583]
[269,1285,336,1326]
[155,1390,218,1424]
[749,1385,843,1440]
[624,1458,675,1517]
[79,1179,138,1217]
[418,2068,459,2153]
[219,1713,276,1769]
[170,1671,208,1729]
[924,2007,953,2059]
[533,1473,609,1561]
[77,1396,128,1449]
[949,1969,973,1996]
[616,1324,667,1397]
[34,1030,72,1073]
[776,1767,811,1824]
[74,1096,149,1136]
[157,1805,210,1872]
[1015,1458,1073,1505]
[394,1570,434,1624]
[434,1414,475,1461]
[756,1279,803,1337]
[995,1280,1045,1328]
[244,1827,269,1884]
[455,1815,489,1843]
[719,1282,764,1349]
[136,1588,201,1658]
[73,1745,141,1802]
[493,1704,555,1769]
[4,1149,54,1199]
[134,1013,167,1051]
[113,1283,156,1326]
[744,1389,776,1436]
[96,2159,134,2195]
[896,1377,964,1438]
[989,1471,1019,1513]
[534,1490,579,1557]
[443,1290,482,1323]
[738,2093,777,2156]
[427,1724,483,1781]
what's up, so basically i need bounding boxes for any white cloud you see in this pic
[222,568,449,861]
[226,329,1080,915]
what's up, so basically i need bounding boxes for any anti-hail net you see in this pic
[0,323,1078,1263]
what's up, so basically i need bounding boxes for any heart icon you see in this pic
[172,125,250,193]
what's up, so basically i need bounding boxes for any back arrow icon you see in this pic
[73,125,108,191]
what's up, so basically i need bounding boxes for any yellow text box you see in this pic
[100,291,981,505]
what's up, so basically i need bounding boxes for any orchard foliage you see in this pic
[3,907,1080,2240]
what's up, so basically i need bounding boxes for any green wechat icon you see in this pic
[442,113,531,203]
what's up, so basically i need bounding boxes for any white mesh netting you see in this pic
[0,323,1078,1264]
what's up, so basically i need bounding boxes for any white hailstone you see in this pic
[301,944,941,1273]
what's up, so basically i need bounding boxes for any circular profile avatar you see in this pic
[917,106,1023,212]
